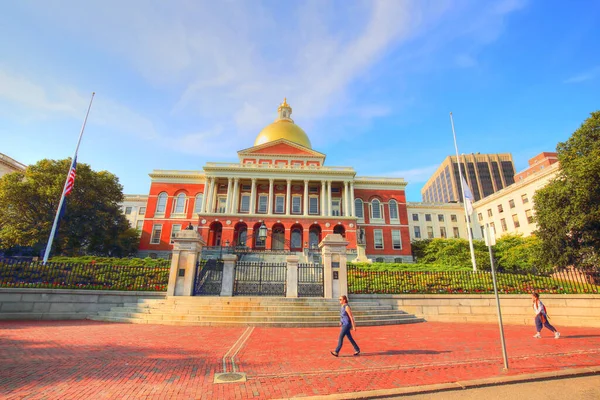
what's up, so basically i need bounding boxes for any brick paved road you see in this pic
[1,320,599,399]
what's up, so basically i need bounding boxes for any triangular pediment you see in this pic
[238,139,325,158]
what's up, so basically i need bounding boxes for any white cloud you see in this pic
[380,164,439,183]
[564,66,600,84]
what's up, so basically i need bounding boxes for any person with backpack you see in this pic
[532,292,560,339]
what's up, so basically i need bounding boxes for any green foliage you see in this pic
[48,256,170,268]
[410,239,431,260]
[0,159,138,257]
[534,111,600,271]
[349,262,471,272]
[418,238,490,270]
[493,234,547,273]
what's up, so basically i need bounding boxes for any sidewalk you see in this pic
[1,320,599,399]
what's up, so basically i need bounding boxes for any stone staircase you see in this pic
[88,297,425,327]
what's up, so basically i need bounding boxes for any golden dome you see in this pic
[254,98,312,149]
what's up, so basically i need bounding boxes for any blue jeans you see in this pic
[335,324,360,353]
[535,314,557,332]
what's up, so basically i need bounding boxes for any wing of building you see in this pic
[137,99,412,262]
[0,153,27,177]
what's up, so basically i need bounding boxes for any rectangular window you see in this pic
[309,186,319,193]
[438,214,444,222]
[451,214,457,222]
[258,195,268,213]
[125,206,132,215]
[309,197,319,215]
[392,230,402,250]
[414,226,421,239]
[217,197,227,213]
[501,218,507,232]
[275,195,285,214]
[512,214,520,228]
[150,224,162,244]
[292,196,301,214]
[331,199,341,216]
[170,224,182,244]
[139,207,146,215]
[412,213,419,221]
[427,226,434,239]
[331,187,341,193]
[371,203,382,220]
[440,227,447,238]
[498,204,504,213]
[490,222,496,234]
[241,184,251,191]
[453,227,460,238]
[425,214,431,222]
[521,194,529,204]
[240,194,250,213]
[374,229,384,249]
[487,209,493,217]
[525,209,534,224]
[509,199,515,209]
[389,203,399,221]
[136,220,143,231]
[478,213,483,221]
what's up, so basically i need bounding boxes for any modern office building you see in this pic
[421,153,516,203]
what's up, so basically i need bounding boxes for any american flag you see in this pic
[64,157,77,196]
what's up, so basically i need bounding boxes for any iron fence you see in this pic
[347,266,600,295]
[298,263,324,297]
[233,261,286,296]
[0,260,169,291]
[193,259,224,296]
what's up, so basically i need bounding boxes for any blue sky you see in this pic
[1,0,599,201]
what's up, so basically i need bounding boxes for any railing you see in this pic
[233,261,287,296]
[298,263,324,297]
[0,260,169,291]
[347,266,600,295]
[193,259,223,296]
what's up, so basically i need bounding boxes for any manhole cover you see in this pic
[214,372,247,384]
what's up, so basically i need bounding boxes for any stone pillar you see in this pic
[200,177,209,214]
[206,177,216,213]
[326,180,332,216]
[319,234,349,299]
[349,181,355,217]
[286,255,299,298]
[167,229,206,297]
[220,254,238,296]
[303,180,309,216]
[268,178,274,215]
[344,181,349,217]
[250,178,257,215]
[285,179,291,216]
[320,181,326,216]
[231,178,239,214]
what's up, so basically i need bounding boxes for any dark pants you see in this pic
[535,314,557,332]
[335,324,360,353]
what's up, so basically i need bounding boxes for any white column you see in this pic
[350,181,355,217]
[286,179,292,216]
[303,180,309,216]
[200,177,210,214]
[225,178,232,214]
[231,178,239,214]
[250,178,257,215]
[268,178,274,215]
[326,180,332,217]
[206,177,216,213]
[320,181,326,216]
[344,181,349,217]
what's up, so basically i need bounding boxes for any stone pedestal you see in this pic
[319,234,349,299]
[355,244,372,263]
[220,254,238,297]
[286,255,299,298]
[167,230,206,297]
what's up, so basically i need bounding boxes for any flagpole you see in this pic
[450,112,477,272]
[43,92,95,264]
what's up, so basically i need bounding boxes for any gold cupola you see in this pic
[253,98,312,148]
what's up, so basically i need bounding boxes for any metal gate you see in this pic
[233,261,286,296]
[298,263,324,297]
[193,259,223,296]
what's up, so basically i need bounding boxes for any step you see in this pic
[109,307,406,317]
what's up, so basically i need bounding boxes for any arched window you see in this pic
[174,193,186,214]
[156,192,167,214]
[194,193,204,214]
[371,199,382,220]
[389,199,399,221]
[354,199,364,219]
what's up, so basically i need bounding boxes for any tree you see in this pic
[0,158,139,257]
[534,111,600,271]
[493,233,546,274]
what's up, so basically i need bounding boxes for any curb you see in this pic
[276,365,600,400]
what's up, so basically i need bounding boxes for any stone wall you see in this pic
[0,289,165,320]
[353,294,600,328]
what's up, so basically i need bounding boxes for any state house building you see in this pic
[138,99,412,261]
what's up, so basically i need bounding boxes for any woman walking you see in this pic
[330,295,360,357]
[532,292,560,339]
